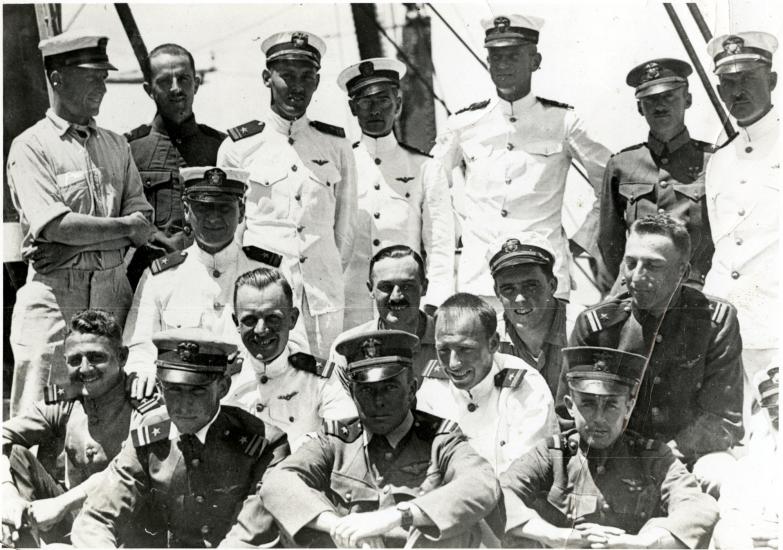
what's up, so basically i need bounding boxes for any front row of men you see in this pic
[2,218,765,549]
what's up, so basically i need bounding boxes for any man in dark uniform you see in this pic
[71,328,289,547]
[261,330,502,548]
[328,245,438,386]
[125,44,226,289]
[556,214,743,497]
[1,309,157,547]
[502,346,719,549]
[599,58,715,290]
[489,233,569,397]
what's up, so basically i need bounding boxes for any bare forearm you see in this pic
[41,213,134,245]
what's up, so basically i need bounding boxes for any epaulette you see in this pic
[243,245,282,268]
[352,141,360,149]
[411,410,456,439]
[43,383,80,404]
[618,142,646,154]
[693,139,718,154]
[399,142,432,158]
[310,120,346,138]
[422,359,449,380]
[707,298,732,325]
[221,419,271,457]
[436,418,459,435]
[580,300,630,333]
[124,124,151,142]
[455,98,491,115]
[626,430,661,452]
[197,123,227,141]
[494,368,526,389]
[227,120,265,142]
[131,417,171,447]
[129,390,164,417]
[289,352,334,378]
[323,417,363,443]
[150,250,187,275]
[537,97,574,110]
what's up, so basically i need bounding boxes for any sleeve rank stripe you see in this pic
[245,434,266,456]
[438,419,458,433]
[711,302,728,324]
[586,309,602,332]
[136,398,160,415]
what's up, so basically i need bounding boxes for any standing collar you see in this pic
[364,410,414,449]
[499,92,536,115]
[360,132,398,155]
[191,239,240,271]
[152,112,199,138]
[737,106,779,144]
[169,406,221,444]
[268,110,310,136]
[647,126,691,156]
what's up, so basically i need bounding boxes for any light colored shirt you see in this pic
[704,108,780,349]
[6,109,151,271]
[365,411,414,449]
[169,408,221,444]
[344,133,455,327]
[416,352,558,474]
[123,240,309,375]
[217,111,357,315]
[431,94,610,300]
[226,344,357,451]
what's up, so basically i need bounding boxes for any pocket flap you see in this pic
[249,165,289,188]
[672,181,705,201]
[140,170,176,190]
[523,141,563,156]
[330,473,378,504]
[618,183,655,201]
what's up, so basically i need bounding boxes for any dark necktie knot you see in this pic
[178,433,204,461]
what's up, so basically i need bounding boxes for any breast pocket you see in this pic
[161,306,204,330]
[329,473,378,514]
[140,170,180,226]
[304,164,340,214]
[247,165,292,218]
[618,183,655,225]
[55,169,101,213]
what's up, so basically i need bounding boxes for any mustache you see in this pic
[386,300,410,308]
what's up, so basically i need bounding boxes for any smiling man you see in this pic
[556,214,743,497]
[599,58,716,290]
[218,30,357,357]
[1,310,156,546]
[417,293,557,475]
[703,31,780,439]
[337,57,454,328]
[226,267,356,451]
[72,328,288,547]
[124,44,227,290]
[502,346,718,549]
[6,32,155,416]
[261,329,502,548]
[329,245,437,385]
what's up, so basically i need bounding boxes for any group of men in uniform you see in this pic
[1,8,779,549]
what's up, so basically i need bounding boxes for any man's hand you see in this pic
[24,242,82,273]
[666,439,686,461]
[126,212,156,247]
[571,523,626,549]
[330,508,400,548]
[28,496,69,532]
[1,485,30,546]
[126,371,157,400]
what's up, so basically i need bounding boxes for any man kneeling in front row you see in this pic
[502,346,718,549]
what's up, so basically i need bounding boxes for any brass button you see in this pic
[659,180,669,188]
[300,256,307,263]
[467,403,477,412]
[745,146,753,154]
[596,465,605,475]
[212,269,221,278]
[373,239,380,246]
[658,208,666,214]
[291,165,298,172]
[374,184,380,190]
[260,375,268,384]
[651,407,661,416]
[297,225,305,233]
[195,495,205,504]
[738,209,745,216]
[191,458,200,467]
[653,376,662,385]
[660,157,669,165]
[506,143,514,151]
[289,416,295,422]
[505,178,511,185]
[731,271,740,279]
[500,209,508,217]
[294,193,301,201]
[739,179,747,184]
[499,440,506,447]
[655,334,663,343]
[373,212,380,219]
[509,116,517,122]
[736,238,743,245]
[405,192,410,198]
[602,503,611,511]
[384,453,393,460]
[201,525,210,535]
[375,158,382,165]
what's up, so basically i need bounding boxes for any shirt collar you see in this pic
[360,132,398,155]
[169,406,221,444]
[46,108,97,137]
[152,112,199,138]
[81,374,128,415]
[365,410,414,449]
[190,239,240,271]
[737,106,779,144]
[268,110,310,137]
[499,92,536,116]
[503,299,567,356]
[647,126,690,157]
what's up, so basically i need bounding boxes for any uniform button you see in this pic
[596,465,605,475]
[657,208,666,214]
[731,271,740,279]
[738,209,745,216]
[505,178,511,185]
[201,525,210,535]
[735,238,743,245]
[212,269,221,278]
[653,376,662,385]
[288,137,295,145]
[659,180,669,188]
[374,184,380,190]
[373,212,380,219]
[655,334,663,343]
[289,416,295,422]
[291,164,298,171]
[345,492,352,501]
[375,158,382,165]
[695,382,702,390]
[660,157,669,165]
[509,116,517,122]
[300,256,307,263]
[639,512,647,519]
[467,403,477,412]
[195,495,205,504]
[297,225,305,233]
[602,503,611,512]
[739,179,747,184]
[506,143,514,151]
[651,407,661,417]
[745,146,753,154]
[260,375,268,384]
[175,138,182,144]
[500,209,508,217]
[294,194,301,201]
[191,458,200,467]
[373,239,380,246]
[213,301,222,310]
[499,440,506,447]
[384,453,393,460]
[405,192,410,198]
[264,181,270,186]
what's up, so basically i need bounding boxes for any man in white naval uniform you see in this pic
[703,31,780,434]
[430,14,610,304]
[217,31,357,356]
[226,267,356,451]
[337,57,455,329]
[416,293,557,475]
[122,167,308,397]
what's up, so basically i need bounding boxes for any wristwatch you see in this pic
[396,501,414,530]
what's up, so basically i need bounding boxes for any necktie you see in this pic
[178,433,204,466]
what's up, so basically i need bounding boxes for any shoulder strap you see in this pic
[124,124,152,142]
[150,250,187,275]
[422,359,450,380]
[323,418,363,442]
[227,120,265,142]
[494,368,526,389]
[309,120,346,138]
[398,141,432,157]
[131,417,171,447]
[536,96,574,110]
[455,98,491,114]
[289,352,334,378]
[198,124,228,141]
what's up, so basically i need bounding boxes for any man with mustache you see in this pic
[417,293,557,475]
[328,245,437,385]
[599,58,715,291]
[490,233,570,397]
[125,44,227,290]
[502,346,718,549]
[226,267,356,451]
[72,328,288,547]
[261,330,502,548]
[556,214,743,498]
[6,32,155,416]
[703,31,779,439]
[337,57,455,328]
[218,30,357,357]
[431,13,610,307]
[122,166,308,399]
[1,310,157,547]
